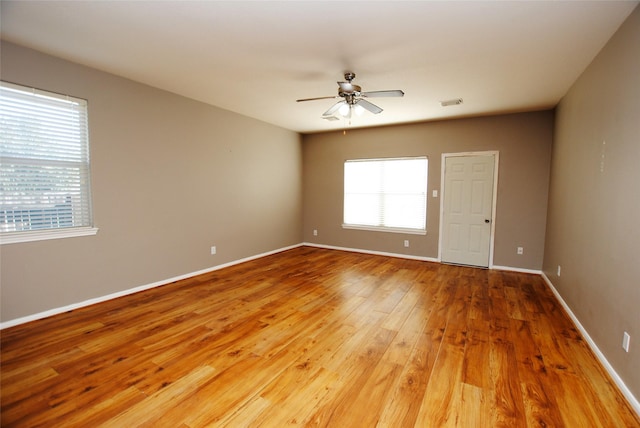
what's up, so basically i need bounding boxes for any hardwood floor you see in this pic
[1,246,638,427]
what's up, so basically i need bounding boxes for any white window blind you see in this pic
[343,157,428,233]
[0,81,95,243]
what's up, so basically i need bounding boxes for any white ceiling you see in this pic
[1,1,637,133]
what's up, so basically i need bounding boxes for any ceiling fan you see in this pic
[296,72,404,119]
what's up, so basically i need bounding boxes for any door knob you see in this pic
[485,219,491,223]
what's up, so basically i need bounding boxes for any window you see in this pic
[0,81,96,244]
[343,157,428,234]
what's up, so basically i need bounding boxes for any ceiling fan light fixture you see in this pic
[440,98,463,107]
[297,72,404,120]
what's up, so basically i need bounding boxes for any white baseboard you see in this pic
[303,242,441,263]
[2,241,541,330]
[304,243,544,276]
[541,272,640,416]
[0,243,303,330]
[491,265,542,275]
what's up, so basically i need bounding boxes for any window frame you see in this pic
[342,156,428,235]
[0,81,98,245]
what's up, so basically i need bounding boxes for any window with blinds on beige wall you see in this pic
[0,81,97,244]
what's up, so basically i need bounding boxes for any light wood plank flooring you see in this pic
[1,247,639,427]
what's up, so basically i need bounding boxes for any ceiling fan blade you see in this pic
[296,95,338,102]
[356,99,383,114]
[323,100,347,116]
[361,90,405,98]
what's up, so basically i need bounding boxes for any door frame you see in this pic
[438,151,500,268]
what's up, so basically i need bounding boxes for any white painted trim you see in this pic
[304,243,543,275]
[491,265,542,275]
[0,227,99,245]
[438,151,499,268]
[0,243,303,330]
[541,272,640,416]
[0,239,544,330]
[303,242,440,263]
[342,224,427,235]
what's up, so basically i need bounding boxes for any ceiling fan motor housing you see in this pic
[339,72,361,102]
[339,85,361,99]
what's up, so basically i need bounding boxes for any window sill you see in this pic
[0,227,99,245]
[342,224,427,235]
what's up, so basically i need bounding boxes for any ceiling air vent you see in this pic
[440,98,463,107]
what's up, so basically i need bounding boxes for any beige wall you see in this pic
[544,7,640,399]
[0,42,303,322]
[302,111,553,270]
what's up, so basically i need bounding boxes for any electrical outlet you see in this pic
[432,190,438,198]
[313,229,318,236]
[210,246,217,255]
[404,240,409,248]
[517,247,523,255]
[557,265,561,277]
[623,332,630,353]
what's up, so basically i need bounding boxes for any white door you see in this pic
[441,154,496,267]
